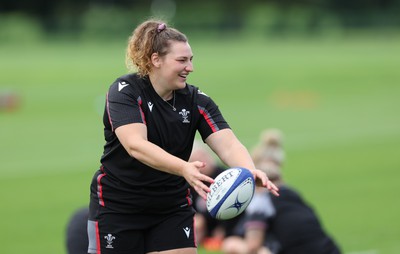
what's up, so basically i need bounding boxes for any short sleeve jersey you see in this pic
[96,73,230,214]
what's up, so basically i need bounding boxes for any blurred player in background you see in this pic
[190,140,245,251]
[222,129,341,254]
[251,128,285,168]
[87,19,278,254]
[65,207,89,254]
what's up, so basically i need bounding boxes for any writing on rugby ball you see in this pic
[206,167,255,220]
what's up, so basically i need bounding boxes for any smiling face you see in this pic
[150,40,194,94]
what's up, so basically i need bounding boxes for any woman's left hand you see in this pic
[251,169,279,196]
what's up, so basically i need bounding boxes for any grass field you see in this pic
[1,34,400,254]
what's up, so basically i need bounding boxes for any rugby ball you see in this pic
[206,167,255,220]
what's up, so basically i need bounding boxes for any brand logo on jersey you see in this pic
[118,81,129,91]
[183,227,191,239]
[179,109,190,123]
[104,233,116,249]
[148,102,154,112]
[197,89,208,97]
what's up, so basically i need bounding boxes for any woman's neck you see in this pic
[149,74,173,100]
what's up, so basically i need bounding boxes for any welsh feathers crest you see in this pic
[179,109,190,123]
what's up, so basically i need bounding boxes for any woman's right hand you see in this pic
[182,161,215,200]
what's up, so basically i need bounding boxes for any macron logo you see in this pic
[183,227,191,239]
[197,89,208,97]
[148,102,154,112]
[118,81,129,91]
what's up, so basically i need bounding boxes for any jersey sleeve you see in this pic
[105,79,146,131]
[196,90,230,141]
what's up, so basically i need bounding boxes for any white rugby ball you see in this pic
[206,167,255,220]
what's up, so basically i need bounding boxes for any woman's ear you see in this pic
[151,52,161,68]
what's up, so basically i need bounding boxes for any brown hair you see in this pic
[126,19,188,77]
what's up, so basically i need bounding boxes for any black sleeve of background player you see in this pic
[196,93,230,141]
[106,79,145,131]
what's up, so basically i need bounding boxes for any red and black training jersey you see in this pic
[92,73,230,214]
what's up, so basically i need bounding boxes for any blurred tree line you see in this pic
[0,0,399,41]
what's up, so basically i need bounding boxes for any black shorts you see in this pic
[88,207,197,253]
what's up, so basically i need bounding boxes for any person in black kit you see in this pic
[222,130,341,254]
[66,207,89,254]
[87,19,279,254]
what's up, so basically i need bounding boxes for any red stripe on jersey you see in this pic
[97,172,106,207]
[137,97,146,125]
[198,106,219,132]
[186,188,192,206]
[95,221,101,254]
[106,92,114,132]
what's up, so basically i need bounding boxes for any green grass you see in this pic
[1,34,400,254]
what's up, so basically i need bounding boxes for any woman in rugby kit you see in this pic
[87,19,279,254]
